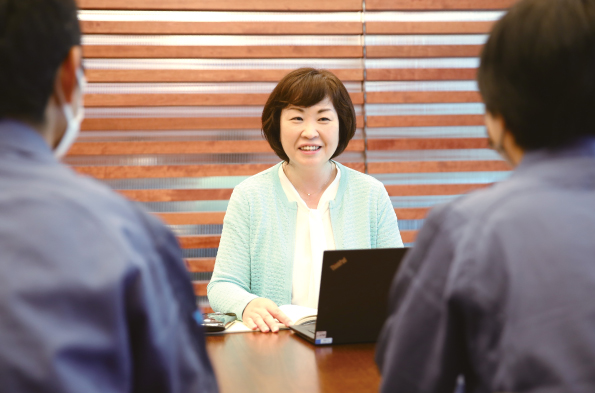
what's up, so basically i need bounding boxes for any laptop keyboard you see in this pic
[302,324,316,335]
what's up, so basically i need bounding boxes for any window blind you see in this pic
[72,0,515,311]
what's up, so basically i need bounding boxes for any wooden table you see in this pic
[206,330,380,393]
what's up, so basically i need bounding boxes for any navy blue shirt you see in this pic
[0,120,217,392]
[377,138,595,393]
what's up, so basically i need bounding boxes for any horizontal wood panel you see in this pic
[75,162,365,179]
[119,188,234,202]
[84,93,271,107]
[153,208,430,226]
[368,137,488,150]
[78,164,276,179]
[179,235,220,249]
[368,160,511,174]
[186,258,216,273]
[367,114,484,128]
[385,183,489,197]
[367,91,481,104]
[366,68,477,81]
[158,212,226,225]
[172,230,413,247]
[81,21,363,35]
[366,45,482,58]
[119,182,491,204]
[69,139,364,155]
[400,230,416,244]
[81,117,260,131]
[394,207,429,220]
[193,281,208,297]
[77,0,363,11]
[366,0,515,10]
[83,46,363,59]
[86,69,365,83]
[71,140,275,154]
[81,116,364,131]
[84,92,365,107]
[366,21,495,34]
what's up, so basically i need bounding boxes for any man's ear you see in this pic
[484,112,506,142]
[53,46,83,104]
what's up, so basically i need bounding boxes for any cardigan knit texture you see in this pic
[207,161,403,319]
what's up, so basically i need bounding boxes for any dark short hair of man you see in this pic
[0,0,81,124]
[477,0,595,150]
[261,68,357,162]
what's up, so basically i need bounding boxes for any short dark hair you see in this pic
[262,68,357,162]
[0,0,81,123]
[477,0,595,150]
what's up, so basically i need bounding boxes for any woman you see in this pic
[207,68,403,332]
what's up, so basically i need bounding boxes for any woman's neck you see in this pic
[283,161,336,208]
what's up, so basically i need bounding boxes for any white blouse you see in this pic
[278,164,341,309]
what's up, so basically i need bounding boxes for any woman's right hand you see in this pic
[242,298,293,333]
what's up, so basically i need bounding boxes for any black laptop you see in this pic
[290,247,408,345]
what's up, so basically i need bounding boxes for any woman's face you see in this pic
[279,97,340,171]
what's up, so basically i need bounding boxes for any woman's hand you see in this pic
[242,298,293,333]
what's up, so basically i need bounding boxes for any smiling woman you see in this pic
[207,68,404,332]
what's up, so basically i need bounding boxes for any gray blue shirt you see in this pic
[0,120,217,392]
[376,138,595,393]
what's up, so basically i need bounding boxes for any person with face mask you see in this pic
[0,1,218,392]
[376,0,595,392]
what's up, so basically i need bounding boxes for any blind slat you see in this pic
[368,161,511,174]
[367,91,481,104]
[367,68,477,81]
[155,208,432,226]
[116,184,489,204]
[75,162,366,179]
[192,281,208,296]
[367,45,482,58]
[82,46,363,59]
[119,189,233,202]
[368,138,488,150]
[366,0,515,10]
[78,0,363,11]
[367,115,484,127]
[81,21,363,35]
[158,212,226,225]
[186,258,216,273]
[366,22,495,34]
[384,183,489,197]
[69,140,365,155]
[179,235,220,249]
[86,69,365,82]
[84,92,365,106]
[81,116,365,130]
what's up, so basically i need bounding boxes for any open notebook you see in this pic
[219,305,317,333]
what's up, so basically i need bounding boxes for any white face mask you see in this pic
[54,68,86,158]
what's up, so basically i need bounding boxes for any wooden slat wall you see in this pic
[73,0,365,312]
[71,0,515,310]
[363,0,514,259]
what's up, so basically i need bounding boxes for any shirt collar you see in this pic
[278,162,341,212]
[0,119,56,162]
[516,136,595,171]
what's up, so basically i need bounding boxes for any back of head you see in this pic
[0,0,81,124]
[478,0,595,150]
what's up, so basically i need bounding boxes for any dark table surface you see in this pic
[206,330,380,393]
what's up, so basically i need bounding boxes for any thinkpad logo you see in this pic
[330,257,347,271]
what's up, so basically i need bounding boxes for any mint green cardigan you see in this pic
[207,161,403,319]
